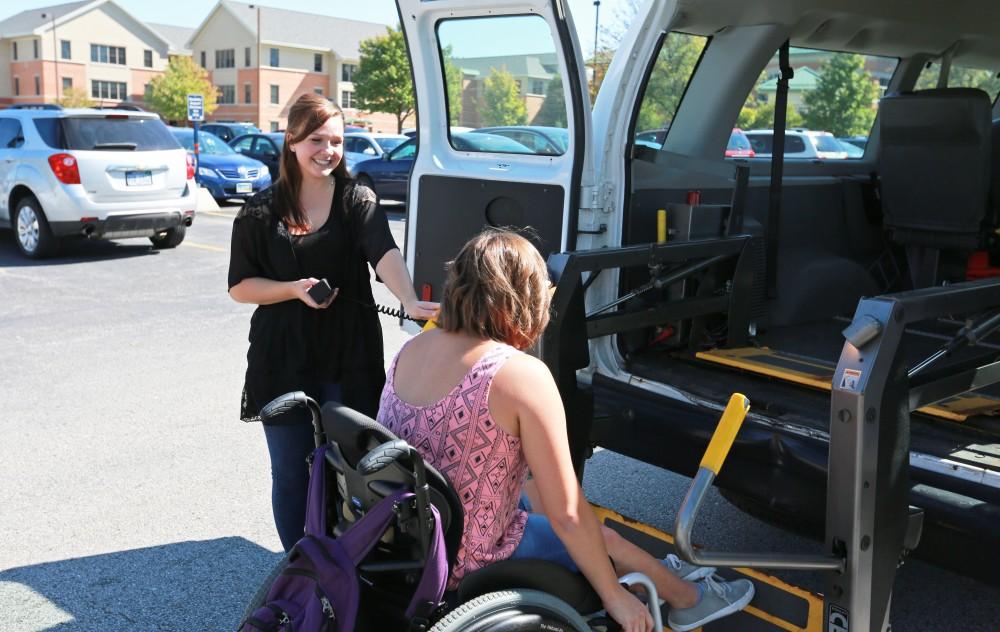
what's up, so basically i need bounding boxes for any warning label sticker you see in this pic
[840,368,862,391]
[829,604,850,632]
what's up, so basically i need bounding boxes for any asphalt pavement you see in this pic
[0,206,997,630]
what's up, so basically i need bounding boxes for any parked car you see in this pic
[401,126,474,138]
[838,135,868,150]
[837,138,865,158]
[352,133,533,206]
[744,129,849,159]
[170,127,271,204]
[0,108,195,258]
[634,127,669,149]
[725,128,755,157]
[343,132,408,170]
[200,122,261,143]
[472,125,570,155]
[229,132,285,178]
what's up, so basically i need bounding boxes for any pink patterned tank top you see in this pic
[377,341,529,589]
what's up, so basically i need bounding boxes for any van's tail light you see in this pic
[185,153,196,180]
[48,153,80,184]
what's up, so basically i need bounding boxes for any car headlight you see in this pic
[259,165,269,178]
[197,167,215,178]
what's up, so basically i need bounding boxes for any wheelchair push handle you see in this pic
[258,391,324,447]
[358,439,417,475]
[359,439,434,561]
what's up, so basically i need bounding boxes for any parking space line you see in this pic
[199,211,239,219]
[182,241,228,253]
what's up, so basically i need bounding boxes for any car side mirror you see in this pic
[381,153,390,162]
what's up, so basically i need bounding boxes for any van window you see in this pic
[738,47,897,158]
[436,15,568,156]
[915,62,1000,101]
[633,32,709,150]
[35,116,179,151]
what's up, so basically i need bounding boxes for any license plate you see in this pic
[236,182,253,194]
[126,170,152,186]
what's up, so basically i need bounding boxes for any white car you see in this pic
[744,129,849,160]
[343,132,408,171]
[0,107,196,258]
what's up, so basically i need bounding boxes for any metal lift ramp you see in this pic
[544,241,1000,632]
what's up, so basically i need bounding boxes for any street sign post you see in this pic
[187,94,204,172]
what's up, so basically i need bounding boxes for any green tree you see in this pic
[354,27,414,133]
[801,53,878,136]
[532,73,567,127]
[57,87,95,108]
[481,67,527,126]
[915,63,1000,96]
[147,56,217,122]
[737,72,804,130]
[441,45,463,126]
[635,33,707,132]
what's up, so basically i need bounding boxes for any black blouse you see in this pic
[228,178,397,421]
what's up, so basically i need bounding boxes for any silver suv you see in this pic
[743,128,849,160]
[0,108,196,258]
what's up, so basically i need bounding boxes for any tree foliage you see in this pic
[634,33,706,133]
[801,53,878,136]
[914,63,1000,96]
[532,74,567,127]
[737,71,804,130]
[440,45,463,126]
[481,67,527,126]
[354,27,414,133]
[57,87,95,108]
[147,56,217,122]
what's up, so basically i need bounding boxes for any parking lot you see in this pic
[0,207,997,630]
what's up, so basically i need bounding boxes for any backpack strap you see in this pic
[304,444,331,537]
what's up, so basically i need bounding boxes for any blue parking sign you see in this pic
[187,94,204,122]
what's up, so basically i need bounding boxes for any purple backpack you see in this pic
[240,444,448,631]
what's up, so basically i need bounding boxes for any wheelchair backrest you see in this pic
[320,401,465,570]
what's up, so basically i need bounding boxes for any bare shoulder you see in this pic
[492,352,556,396]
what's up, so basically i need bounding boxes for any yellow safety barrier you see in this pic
[699,393,750,475]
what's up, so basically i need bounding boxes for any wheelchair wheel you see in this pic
[241,555,289,622]
[430,589,591,631]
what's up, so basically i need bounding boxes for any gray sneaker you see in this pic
[662,553,716,582]
[667,575,755,631]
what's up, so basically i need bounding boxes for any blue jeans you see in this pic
[510,493,579,572]
[262,382,341,552]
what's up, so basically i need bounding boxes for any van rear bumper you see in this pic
[51,210,188,239]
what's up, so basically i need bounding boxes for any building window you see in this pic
[244,83,252,104]
[61,40,71,60]
[270,121,279,132]
[34,76,40,95]
[313,87,323,95]
[341,90,354,108]
[200,51,206,68]
[341,63,357,82]
[33,40,39,59]
[91,44,126,65]
[531,80,545,95]
[270,85,279,104]
[12,42,17,61]
[217,85,235,104]
[269,48,279,67]
[314,53,322,72]
[91,80,128,100]
[245,47,250,67]
[144,50,153,68]
[63,77,72,90]
[13,76,19,96]
[215,49,235,69]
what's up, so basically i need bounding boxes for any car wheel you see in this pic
[355,175,380,206]
[149,224,186,249]
[13,195,59,259]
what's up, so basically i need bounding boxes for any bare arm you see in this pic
[373,248,439,319]
[229,277,336,309]
[497,357,652,631]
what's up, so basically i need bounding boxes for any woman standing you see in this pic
[228,94,436,551]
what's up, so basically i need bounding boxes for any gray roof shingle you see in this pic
[149,22,195,55]
[219,0,390,60]
[0,0,91,37]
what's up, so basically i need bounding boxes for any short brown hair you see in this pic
[438,229,551,349]
[274,93,351,229]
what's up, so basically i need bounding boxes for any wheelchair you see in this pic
[242,392,664,631]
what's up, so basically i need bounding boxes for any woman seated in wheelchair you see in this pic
[377,229,754,632]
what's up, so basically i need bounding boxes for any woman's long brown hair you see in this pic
[273,93,351,229]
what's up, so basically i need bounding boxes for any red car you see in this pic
[725,128,755,158]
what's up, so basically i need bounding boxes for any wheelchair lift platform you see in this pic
[593,505,824,631]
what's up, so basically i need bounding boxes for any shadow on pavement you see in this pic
[0,537,281,631]
[0,234,160,267]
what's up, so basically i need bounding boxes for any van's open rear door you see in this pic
[395,0,594,301]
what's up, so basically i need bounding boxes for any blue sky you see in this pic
[0,0,633,58]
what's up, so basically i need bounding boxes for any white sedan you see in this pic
[343,132,408,171]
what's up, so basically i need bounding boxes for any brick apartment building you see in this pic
[0,0,410,132]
